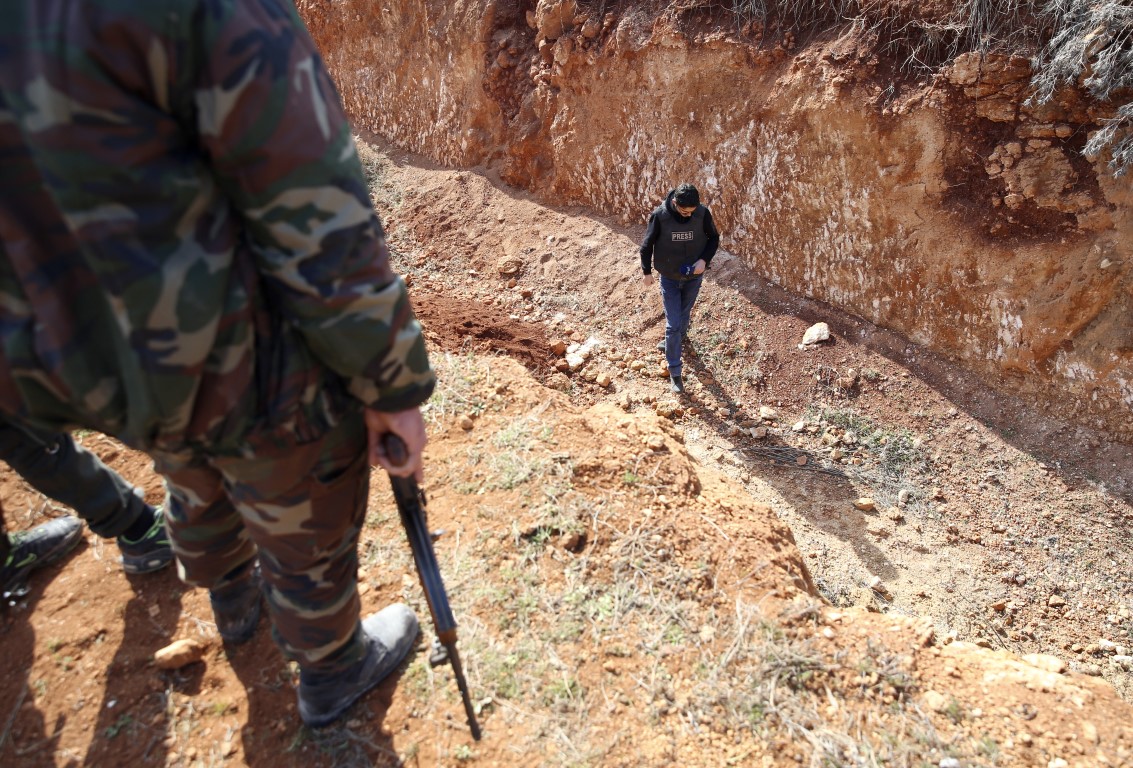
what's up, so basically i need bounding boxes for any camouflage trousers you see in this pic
[153,412,372,672]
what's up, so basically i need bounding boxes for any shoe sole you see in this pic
[120,546,174,575]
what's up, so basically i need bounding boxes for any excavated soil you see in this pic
[1,139,1131,767]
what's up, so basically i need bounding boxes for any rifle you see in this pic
[382,433,482,741]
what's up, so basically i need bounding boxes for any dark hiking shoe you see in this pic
[298,604,419,728]
[209,564,262,645]
[117,507,174,575]
[1,516,84,599]
[670,375,685,394]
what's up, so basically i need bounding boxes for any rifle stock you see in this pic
[382,433,482,741]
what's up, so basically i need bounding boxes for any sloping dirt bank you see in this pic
[299,0,1133,445]
[1,139,1132,767]
[2,355,1132,767]
[363,135,1133,704]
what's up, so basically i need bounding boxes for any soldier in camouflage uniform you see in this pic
[0,0,436,728]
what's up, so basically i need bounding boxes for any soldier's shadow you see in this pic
[83,568,192,768]
[1,582,62,766]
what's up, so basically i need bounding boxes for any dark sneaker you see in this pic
[1,516,84,599]
[298,604,419,728]
[117,507,174,575]
[209,564,262,645]
[670,375,685,394]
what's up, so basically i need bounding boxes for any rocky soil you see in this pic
[363,135,1133,697]
[304,0,1133,445]
[0,140,1131,767]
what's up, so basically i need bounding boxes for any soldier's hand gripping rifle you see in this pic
[381,433,482,741]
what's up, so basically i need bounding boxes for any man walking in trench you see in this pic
[640,183,721,394]
[1,0,435,728]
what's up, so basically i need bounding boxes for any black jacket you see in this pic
[639,191,720,278]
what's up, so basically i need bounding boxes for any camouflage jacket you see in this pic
[0,0,434,454]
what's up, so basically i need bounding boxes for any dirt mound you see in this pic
[414,293,558,378]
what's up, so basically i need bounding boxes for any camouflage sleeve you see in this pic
[183,0,433,411]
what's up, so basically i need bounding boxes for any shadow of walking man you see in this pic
[82,569,189,767]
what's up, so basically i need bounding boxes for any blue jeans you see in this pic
[659,274,703,378]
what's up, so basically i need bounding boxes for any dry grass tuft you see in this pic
[659,0,1133,173]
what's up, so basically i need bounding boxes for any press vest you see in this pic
[653,205,708,279]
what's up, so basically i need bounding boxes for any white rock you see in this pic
[1023,654,1066,674]
[921,690,948,712]
[573,335,602,358]
[799,322,831,347]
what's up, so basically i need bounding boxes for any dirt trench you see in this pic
[366,137,1133,709]
[1,141,1131,768]
[304,0,1133,447]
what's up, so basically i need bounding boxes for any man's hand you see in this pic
[643,272,655,287]
[692,259,706,275]
[365,407,427,481]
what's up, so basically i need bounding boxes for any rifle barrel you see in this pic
[382,433,482,741]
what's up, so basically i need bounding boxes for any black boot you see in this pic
[298,604,419,728]
[209,563,262,644]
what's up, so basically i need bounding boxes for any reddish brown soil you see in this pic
[1,141,1131,767]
